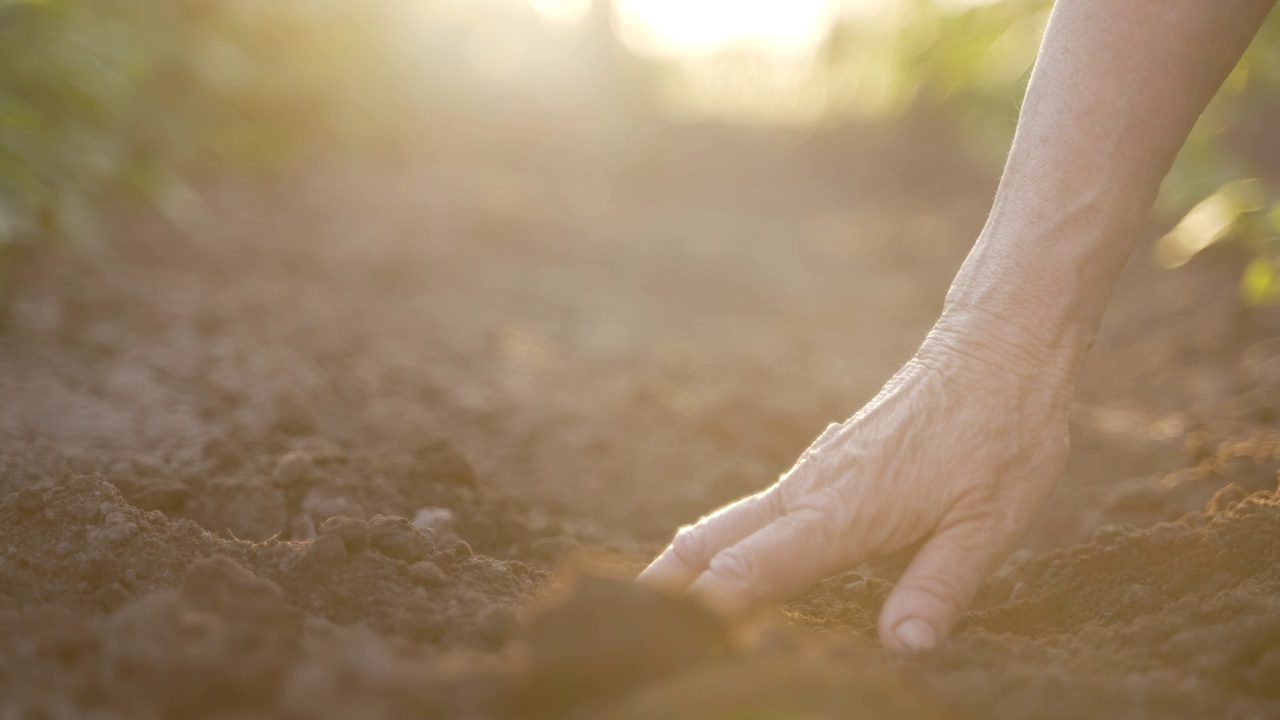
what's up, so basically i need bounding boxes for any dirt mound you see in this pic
[13,470,1271,720]
[0,475,548,650]
[4,111,1280,718]
[778,477,1280,719]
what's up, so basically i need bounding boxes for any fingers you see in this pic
[636,486,782,593]
[878,520,1010,651]
[686,509,852,615]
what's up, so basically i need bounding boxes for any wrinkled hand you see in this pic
[637,320,1073,650]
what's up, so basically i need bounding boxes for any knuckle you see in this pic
[905,571,967,614]
[759,483,786,517]
[706,547,761,595]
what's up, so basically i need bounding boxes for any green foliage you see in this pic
[816,1,1052,158]
[0,0,442,260]
[1157,16,1280,304]
[820,1,1280,304]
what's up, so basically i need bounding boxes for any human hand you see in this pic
[637,316,1073,650]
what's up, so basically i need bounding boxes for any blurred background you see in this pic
[3,0,1280,551]
[3,0,1280,287]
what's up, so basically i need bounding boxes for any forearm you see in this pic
[939,0,1273,377]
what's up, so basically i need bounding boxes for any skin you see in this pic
[638,0,1277,651]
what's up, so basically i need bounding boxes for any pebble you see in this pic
[842,580,866,598]
[411,507,456,535]
[1009,582,1030,603]
[452,540,473,559]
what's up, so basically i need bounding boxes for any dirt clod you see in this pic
[368,514,435,563]
[318,515,369,553]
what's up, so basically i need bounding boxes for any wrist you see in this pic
[923,298,1088,389]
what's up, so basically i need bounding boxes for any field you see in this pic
[4,105,1280,719]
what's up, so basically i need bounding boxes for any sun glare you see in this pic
[528,0,839,58]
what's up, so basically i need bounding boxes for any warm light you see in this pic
[611,0,839,59]
[529,0,592,27]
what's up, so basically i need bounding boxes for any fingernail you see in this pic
[893,618,938,651]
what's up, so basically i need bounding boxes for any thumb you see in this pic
[878,520,1011,651]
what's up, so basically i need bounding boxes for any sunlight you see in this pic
[618,0,837,57]
[529,0,840,58]
[528,0,592,26]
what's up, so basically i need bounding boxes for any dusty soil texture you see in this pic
[4,110,1280,719]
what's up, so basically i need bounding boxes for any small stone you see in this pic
[273,451,315,487]
[15,487,45,514]
[55,541,75,558]
[302,488,364,520]
[409,560,449,587]
[412,507,456,535]
[318,516,369,553]
[104,511,127,526]
[76,581,92,594]
[1009,582,1030,603]
[842,580,866,598]
[452,540,473,560]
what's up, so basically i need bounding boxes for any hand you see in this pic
[636,319,1073,650]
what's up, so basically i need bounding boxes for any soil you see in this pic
[4,108,1280,719]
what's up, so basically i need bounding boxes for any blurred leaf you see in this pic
[1155,179,1266,269]
[1241,257,1280,306]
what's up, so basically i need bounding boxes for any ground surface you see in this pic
[3,111,1280,719]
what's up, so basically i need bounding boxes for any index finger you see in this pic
[636,486,783,593]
